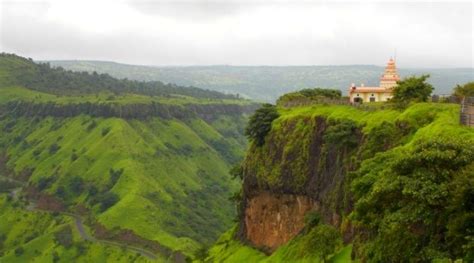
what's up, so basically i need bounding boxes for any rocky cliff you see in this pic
[238,115,362,252]
[209,102,473,263]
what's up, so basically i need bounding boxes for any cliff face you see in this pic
[239,115,363,252]
[244,192,317,252]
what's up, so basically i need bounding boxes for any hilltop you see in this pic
[207,101,474,262]
[47,60,473,101]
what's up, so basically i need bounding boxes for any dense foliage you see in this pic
[212,102,472,262]
[392,74,434,106]
[453,82,474,99]
[0,53,238,99]
[351,138,474,262]
[276,88,342,106]
[244,104,279,146]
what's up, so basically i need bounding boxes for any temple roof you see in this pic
[380,58,400,81]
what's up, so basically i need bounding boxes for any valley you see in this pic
[0,54,257,262]
[0,53,473,262]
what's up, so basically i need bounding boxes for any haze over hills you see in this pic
[48,60,473,102]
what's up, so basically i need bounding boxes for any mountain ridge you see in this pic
[48,60,474,101]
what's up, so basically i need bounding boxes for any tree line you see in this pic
[2,100,258,120]
[1,53,239,100]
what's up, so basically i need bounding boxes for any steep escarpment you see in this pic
[239,115,362,252]
[2,100,258,120]
[209,102,474,262]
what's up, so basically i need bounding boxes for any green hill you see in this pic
[207,102,474,262]
[0,53,257,262]
[47,60,473,101]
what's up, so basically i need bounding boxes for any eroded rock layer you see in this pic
[244,192,318,252]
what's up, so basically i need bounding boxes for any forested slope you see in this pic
[0,53,256,262]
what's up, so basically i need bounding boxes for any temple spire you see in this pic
[379,58,400,89]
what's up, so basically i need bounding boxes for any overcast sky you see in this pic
[0,0,473,67]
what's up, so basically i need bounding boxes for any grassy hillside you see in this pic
[207,102,474,262]
[0,54,255,262]
[48,60,473,101]
[0,195,155,262]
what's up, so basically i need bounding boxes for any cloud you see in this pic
[0,1,472,67]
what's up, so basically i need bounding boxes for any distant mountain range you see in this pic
[47,60,473,102]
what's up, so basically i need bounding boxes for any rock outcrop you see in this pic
[238,116,362,252]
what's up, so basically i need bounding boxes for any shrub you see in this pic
[323,119,359,148]
[109,168,124,186]
[32,149,41,157]
[229,163,243,180]
[55,186,66,199]
[304,211,321,229]
[453,82,474,99]
[49,143,60,154]
[277,88,342,106]
[37,177,55,191]
[101,127,111,136]
[54,226,73,248]
[99,192,119,211]
[68,176,84,194]
[70,152,78,162]
[351,138,474,261]
[245,103,279,146]
[300,224,342,261]
[86,120,97,131]
[14,246,24,257]
[392,75,434,106]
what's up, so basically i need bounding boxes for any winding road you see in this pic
[7,181,160,261]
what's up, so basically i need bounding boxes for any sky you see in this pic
[0,0,473,67]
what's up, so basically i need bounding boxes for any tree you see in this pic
[14,246,24,257]
[245,103,279,146]
[68,176,84,194]
[392,75,434,106]
[301,224,342,262]
[351,138,474,262]
[99,192,119,211]
[453,82,474,99]
[229,163,243,180]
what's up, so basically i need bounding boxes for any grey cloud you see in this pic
[0,1,472,67]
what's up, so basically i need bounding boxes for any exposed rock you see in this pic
[244,192,318,252]
[239,116,362,251]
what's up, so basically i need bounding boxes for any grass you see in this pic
[0,194,156,262]
[0,113,248,257]
[206,226,354,263]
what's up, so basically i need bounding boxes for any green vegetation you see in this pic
[277,88,342,106]
[0,53,238,99]
[453,82,474,99]
[49,60,474,102]
[392,74,434,106]
[351,138,474,262]
[0,54,253,261]
[211,101,473,262]
[0,195,154,262]
[244,104,279,146]
[206,225,348,263]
